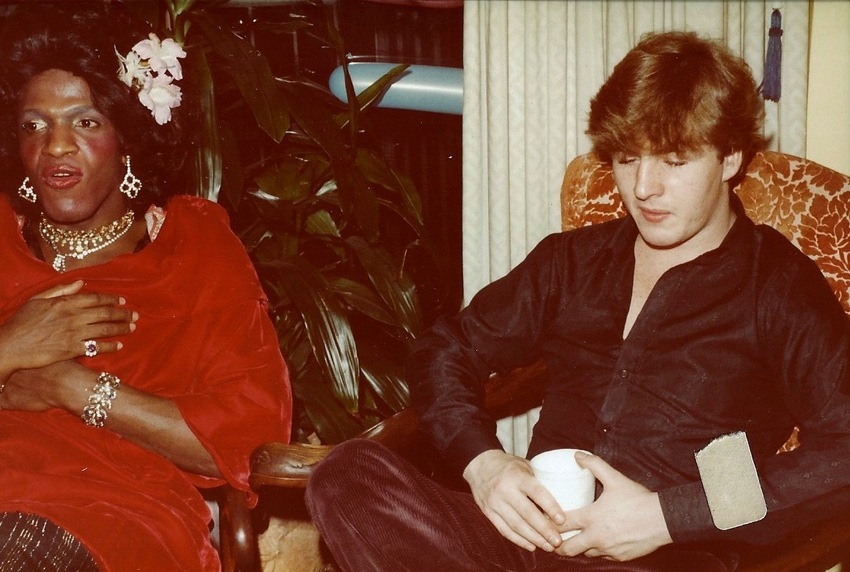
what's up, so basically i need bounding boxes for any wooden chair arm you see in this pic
[483,360,547,419]
[248,362,546,490]
[214,485,259,572]
[250,408,419,489]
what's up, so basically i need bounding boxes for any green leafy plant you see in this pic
[156,0,448,444]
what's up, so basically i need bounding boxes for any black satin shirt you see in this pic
[407,202,850,546]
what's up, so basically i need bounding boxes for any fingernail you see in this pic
[119,297,127,305]
[543,542,555,552]
[131,311,139,322]
[129,323,136,332]
[553,512,566,524]
[574,451,590,459]
[116,342,124,350]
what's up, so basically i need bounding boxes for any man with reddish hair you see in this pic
[306,31,850,572]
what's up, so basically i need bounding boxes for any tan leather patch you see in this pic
[695,432,767,530]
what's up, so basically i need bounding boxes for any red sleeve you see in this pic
[174,298,291,503]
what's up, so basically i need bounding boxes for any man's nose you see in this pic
[632,159,662,200]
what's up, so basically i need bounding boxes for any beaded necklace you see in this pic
[39,209,135,272]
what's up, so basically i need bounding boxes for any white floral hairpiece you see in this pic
[116,33,186,125]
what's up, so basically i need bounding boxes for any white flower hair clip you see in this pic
[116,33,186,125]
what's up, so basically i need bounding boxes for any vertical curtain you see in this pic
[462,0,810,457]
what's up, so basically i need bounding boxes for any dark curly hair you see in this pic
[0,1,196,214]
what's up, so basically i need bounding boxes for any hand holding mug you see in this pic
[530,448,597,539]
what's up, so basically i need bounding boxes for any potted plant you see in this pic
[155,0,450,445]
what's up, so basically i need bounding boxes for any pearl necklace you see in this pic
[39,209,135,272]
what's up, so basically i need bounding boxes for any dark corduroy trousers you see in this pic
[306,439,734,572]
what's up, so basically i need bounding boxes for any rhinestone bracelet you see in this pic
[81,372,121,428]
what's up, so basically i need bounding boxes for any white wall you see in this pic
[806,0,850,175]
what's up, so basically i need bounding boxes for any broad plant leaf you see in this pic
[334,64,410,130]
[353,328,411,413]
[277,79,350,158]
[361,366,409,413]
[394,172,424,226]
[346,237,422,336]
[186,48,222,201]
[292,363,361,444]
[356,149,424,228]
[268,306,318,413]
[271,257,360,413]
[354,63,409,109]
[168,0,199,17]
[321,2,360,135]
[254,157,322,202]
[273,311,311,374]
[253,231,301,271]
[353,148,404,193]
[305,210,341,238]
[191,11,290,143]
[327,276,397,327]
[217,123,244,211]
[278,79,380,241]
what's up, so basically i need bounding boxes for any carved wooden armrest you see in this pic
[250,408,419,489]
[249,361,547,490]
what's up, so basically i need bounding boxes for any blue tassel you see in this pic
[762,9,782,101]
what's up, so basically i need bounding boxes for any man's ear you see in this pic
[721,150,744,183]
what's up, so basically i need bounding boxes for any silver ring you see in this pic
[83,340,99,358]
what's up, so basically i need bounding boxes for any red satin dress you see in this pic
[0,195,292,571]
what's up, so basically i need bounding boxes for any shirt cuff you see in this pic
[444,424,505,475]
[658,480,718,543]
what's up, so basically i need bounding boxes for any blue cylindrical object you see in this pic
[328,62,463,115]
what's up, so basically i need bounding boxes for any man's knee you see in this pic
[306,438,396,519]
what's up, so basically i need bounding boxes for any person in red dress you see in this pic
[0,4,291,570]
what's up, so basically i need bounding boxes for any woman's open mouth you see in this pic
[41,166,83,190]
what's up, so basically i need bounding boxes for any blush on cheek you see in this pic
[83,136,124,170]
[17,140,40,174]
[85,134,122,157]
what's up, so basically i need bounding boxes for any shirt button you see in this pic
[619,369,628,378]
[602,424,611,433]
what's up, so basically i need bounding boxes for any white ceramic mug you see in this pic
[529,448,596,539]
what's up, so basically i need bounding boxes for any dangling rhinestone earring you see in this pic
[18,177,37,203]
[119,156,142,199]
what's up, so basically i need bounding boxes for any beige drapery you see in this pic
[461,0,811,456]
